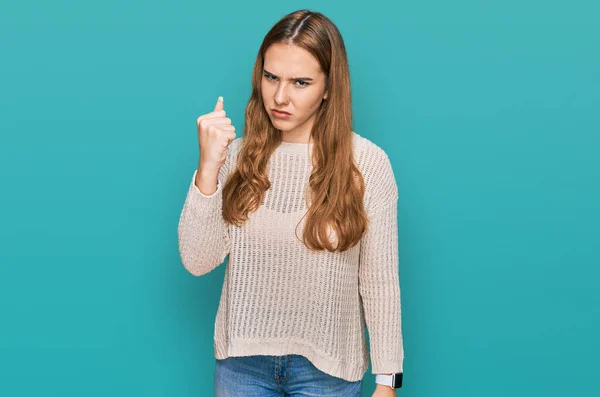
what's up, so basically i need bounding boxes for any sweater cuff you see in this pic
[184,169,224,221]
[371,357,404,374]
[190,169,222,198]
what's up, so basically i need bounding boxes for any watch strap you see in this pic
[375,372,403,388]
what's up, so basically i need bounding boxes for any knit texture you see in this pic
[177,132,404,382]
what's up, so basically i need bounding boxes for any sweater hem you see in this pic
[214,337,369,382]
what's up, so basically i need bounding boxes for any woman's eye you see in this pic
[296,80,309,87]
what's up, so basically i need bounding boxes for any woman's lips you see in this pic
[272,109,291,119]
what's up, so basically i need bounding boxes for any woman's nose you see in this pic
[274,83,289,105]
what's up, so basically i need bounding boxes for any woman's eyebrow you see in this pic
[263,69,314,81]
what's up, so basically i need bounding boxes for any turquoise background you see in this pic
[1,1,598,396]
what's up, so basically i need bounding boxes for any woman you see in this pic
[178,9,404,397]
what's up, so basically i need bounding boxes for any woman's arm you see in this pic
[177,149,232,276]
[358,150,405,375]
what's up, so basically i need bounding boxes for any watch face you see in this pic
[392,372,403,388]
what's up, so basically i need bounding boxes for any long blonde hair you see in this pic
[222,9,368,253]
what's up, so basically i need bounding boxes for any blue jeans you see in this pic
[214,354,362,397]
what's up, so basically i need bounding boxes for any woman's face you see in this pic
[261,42,328,142]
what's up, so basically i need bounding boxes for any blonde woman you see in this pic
[178,9,404,397]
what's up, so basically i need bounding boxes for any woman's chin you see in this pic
[271,119,294,130]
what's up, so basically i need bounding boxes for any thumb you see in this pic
[214,96,224,112]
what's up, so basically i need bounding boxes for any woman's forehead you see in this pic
[264,44,322,76]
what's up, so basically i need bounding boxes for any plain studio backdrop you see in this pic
[0,1,598,396]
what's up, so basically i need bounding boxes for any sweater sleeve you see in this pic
[177,152,232,276]
[358,152,405,374]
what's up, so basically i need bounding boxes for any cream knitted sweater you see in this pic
[177,132,404,382]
